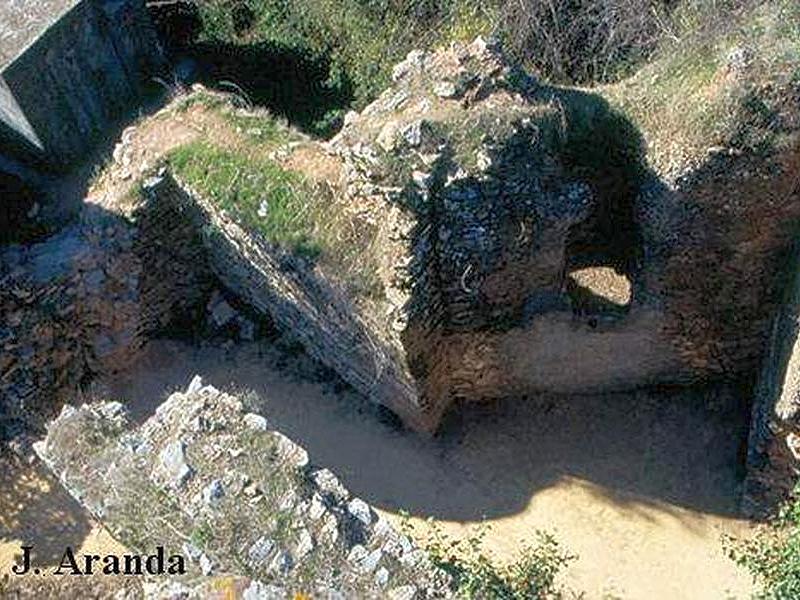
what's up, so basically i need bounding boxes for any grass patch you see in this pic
[168,126,383,300]
[604,0,800,173]
[169,140,322,259]
[411,520,575,599]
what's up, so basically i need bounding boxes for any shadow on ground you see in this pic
[0,458,93,567]
[98,340,751,524]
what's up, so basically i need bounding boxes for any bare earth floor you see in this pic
[1,339,756,598]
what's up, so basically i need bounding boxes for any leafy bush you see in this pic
[726,485,800,599]
[183,0,779,137]
[414,520,575,599]
[193,0,490,109]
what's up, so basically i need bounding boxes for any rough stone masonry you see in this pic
[145,39,800,441]
[0,0,164,175]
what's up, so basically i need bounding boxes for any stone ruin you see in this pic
[0,22,798,581]
[33,379,451,598]
[133,37,800,451]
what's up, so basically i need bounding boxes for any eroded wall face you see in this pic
[744,241,800,516]
[1,0,164,169]
[0,201,213,430]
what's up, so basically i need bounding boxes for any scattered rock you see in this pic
[347,498,374,527]
[433,80,458,99]
[243,580,286,600]
[157,440,192,488]
[202,479,224,505]
[182,542,202,562]
[186,375,204,395]
[199,553,214,575]
[207,292,237,328]
[243,413,268,431]
[310,468,349,502]
[296,528,315,559]
[269,549,294,575]
[248,537,276,566]
[374,566,390,588]
[387,584,418,600]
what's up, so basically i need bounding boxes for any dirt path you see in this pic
[87,339,756,599]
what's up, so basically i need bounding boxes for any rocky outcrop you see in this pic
[34,379,451,598]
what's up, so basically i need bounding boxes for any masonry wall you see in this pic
[0,204,212,430]
[1,0,164,169]
[743,241,800,516]
[142,174,432,432]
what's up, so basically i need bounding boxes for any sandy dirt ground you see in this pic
[0,458,138,597]
[45,338,755,599]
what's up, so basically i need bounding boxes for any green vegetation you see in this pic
[190,520,215,547]
[167,96,383,299]
[188,0,798,172]
[170,140,322,259]
[412,520,575,599]
[605,0,800,172]
[726,485,800,598]
[195,0,496,111]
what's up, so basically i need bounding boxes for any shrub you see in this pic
[415,520,576,599]
[725,484,800,598]
[498,0,675,84]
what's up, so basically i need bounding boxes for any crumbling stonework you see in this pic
[34,379,451,598]
[0,201,214,433]
[136,39,800,436]
[141,172,428,432]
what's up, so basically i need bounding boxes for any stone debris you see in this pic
[34,382,452,597]
[207,291,237,328]
[347,498,374,527]
[202,479,224,505]
[157,440,193,489]
[389,584,419,600]
[243,413,269,431]
[0,195,213,433]
[248,536,276,566]
[199,553,214,576]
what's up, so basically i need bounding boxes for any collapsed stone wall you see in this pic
[34,379,451,598]
[334,41,800,431]
[0,201,213,435]
[119,39,799,437]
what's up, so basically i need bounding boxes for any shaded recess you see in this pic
[148,0,353,135]
[0,170,45,243]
